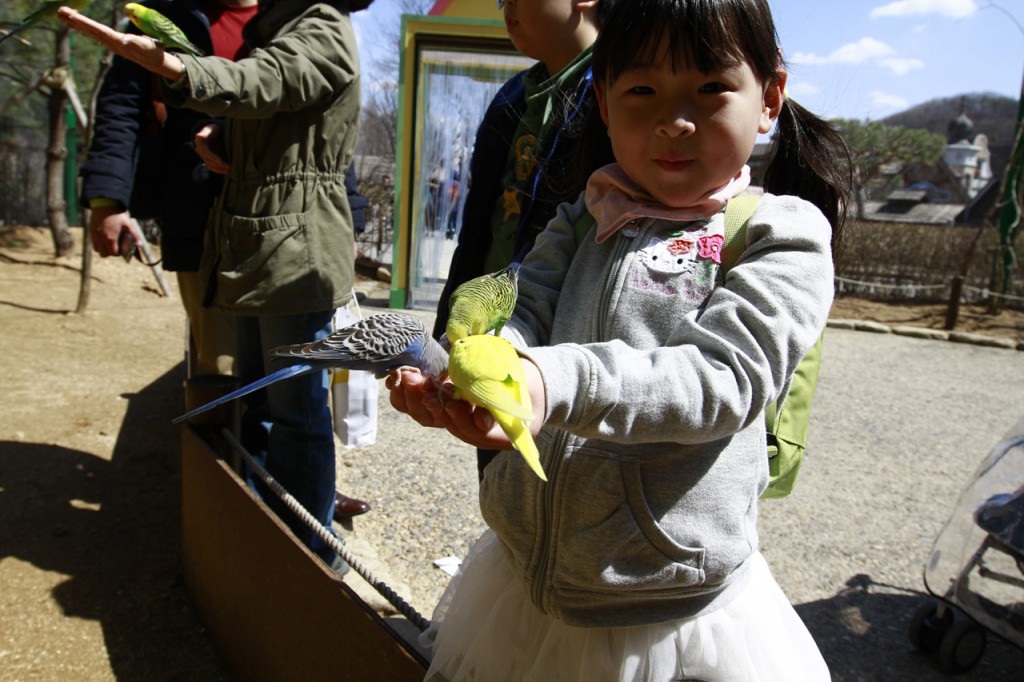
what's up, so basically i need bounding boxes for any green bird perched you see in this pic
[445,263,518,344]
[124,2,204,57]
[0,0,90,46]
[447,334,546,481]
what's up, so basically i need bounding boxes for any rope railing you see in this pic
[962,284,1024,305]
[834,275,947,293]
[218,428,432,633]
[835,276,1024,306]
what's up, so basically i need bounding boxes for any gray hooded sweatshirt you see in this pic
[485,190,833,628]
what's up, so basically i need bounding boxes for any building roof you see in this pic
[861,200,966,225]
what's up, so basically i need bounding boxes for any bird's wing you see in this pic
[270,313,440,377]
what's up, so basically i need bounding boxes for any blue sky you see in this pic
[353,0,1024,121]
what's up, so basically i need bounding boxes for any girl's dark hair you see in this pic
[590,0,853,258]
[595,0,616,26]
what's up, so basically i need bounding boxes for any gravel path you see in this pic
[337,300,1024,681]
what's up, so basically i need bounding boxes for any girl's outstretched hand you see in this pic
[385,368,452,429]
[57,7,185,82]
[385,358,546,452]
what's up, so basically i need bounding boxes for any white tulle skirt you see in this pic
[420,531,829,682]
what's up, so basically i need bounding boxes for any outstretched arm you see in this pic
[58,7,184,82]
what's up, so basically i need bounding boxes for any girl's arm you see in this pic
[517,196,834,445]
[60,6,357,119]
[166,8,357,119]
[58,8,185,81]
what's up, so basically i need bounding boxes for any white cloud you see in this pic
[871,90,910,109]
[790,37,894,66]
[879,57,926,75]
[870,0,978,19]
[789,37,924,76]
[787,81,821,96]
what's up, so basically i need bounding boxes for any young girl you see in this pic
[390,0,852,679]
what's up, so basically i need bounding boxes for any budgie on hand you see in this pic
[173,312,448,423]
[444,263,518,345]
[447,334,546,481]
[124,3,204,57]
[0,0,90,46]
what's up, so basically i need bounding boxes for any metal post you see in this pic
[995,70,1024,308]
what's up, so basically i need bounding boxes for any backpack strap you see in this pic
[720,193,760,273]
[573,210,596,245]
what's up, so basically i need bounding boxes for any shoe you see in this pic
[328,554,351,578]
[333,492,370,521]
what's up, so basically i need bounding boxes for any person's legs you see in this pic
[235,311,339,565]
[176,271,236,376]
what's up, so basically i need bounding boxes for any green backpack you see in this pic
[573,196,823,499]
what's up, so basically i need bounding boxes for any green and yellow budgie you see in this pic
[124,3,204,57]
[0,0,90,46]
[447,334,546,481]
[445,263,518,343]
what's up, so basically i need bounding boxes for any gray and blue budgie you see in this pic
[173,312,448,423]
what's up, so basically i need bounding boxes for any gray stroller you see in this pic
[909,416,1024,673]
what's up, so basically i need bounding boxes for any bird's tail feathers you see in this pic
[172,363,315,423]
[492,411,547,481]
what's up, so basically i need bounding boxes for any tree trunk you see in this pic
[75,210,92,314]
[46,27,74,258]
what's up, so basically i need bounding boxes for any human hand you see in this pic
[88,207,134,259]
[441,355,546,451]
[386,367,453,428]
[194,124,230,174]
[57,7,185,82]
[386,366,509,448]
[385,357,546,452]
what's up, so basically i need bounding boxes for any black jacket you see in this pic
[80,0,221,272]
[432,67,613,338]
[345,163,368,234]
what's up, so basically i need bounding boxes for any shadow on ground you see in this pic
[797,573,1024,681]
[0,363,230,680]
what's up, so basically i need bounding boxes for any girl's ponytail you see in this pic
[763,99,854,260]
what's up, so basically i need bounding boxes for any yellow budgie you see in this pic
[447,334,546,481]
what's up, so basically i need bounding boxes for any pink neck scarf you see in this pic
[585,163,751,244]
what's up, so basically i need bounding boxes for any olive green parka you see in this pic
[163,0,359,315]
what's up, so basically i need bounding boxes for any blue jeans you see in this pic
[235,310,338,564]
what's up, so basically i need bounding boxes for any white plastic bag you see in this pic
[330,296,378,447]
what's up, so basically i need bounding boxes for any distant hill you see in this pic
[881,92,1019,179]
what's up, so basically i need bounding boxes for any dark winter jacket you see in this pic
[432,66,613,338]
[80,0,222,272]
[345,163,368,234]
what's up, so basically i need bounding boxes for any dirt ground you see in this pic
[1,224,1022,680]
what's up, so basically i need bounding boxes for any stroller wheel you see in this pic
[909,600,953,652]
[937,619,987,673]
